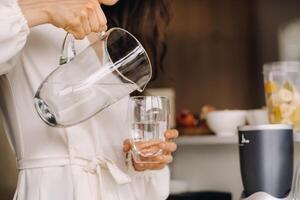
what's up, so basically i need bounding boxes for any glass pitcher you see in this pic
[34,28,152,127]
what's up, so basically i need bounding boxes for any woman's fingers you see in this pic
[133,162,147,171]
[68,26,86,40]
[134,163,165,171]
[87,8,100,32]
[88,3,107,33]
[159,141,177,153]
[80,4,107,36]
[37,0,110,40]
[95,6,108,31]
[80,10,92,35]
[133,155,173,171]
[158,154,173,164]
[124,129,179,172]
[99,0,119,6]
[165,129,179,141]
[123,139,162,155]
[133,140,162,150]
[123,139,131,153]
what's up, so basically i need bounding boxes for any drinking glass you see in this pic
[34,28,152,127]
[127,96,170,163]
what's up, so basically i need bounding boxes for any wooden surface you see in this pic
[0,126,17,200]
[150,0,262,111]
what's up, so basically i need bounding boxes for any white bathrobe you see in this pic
[0,1,170,199]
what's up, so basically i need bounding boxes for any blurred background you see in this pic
[2,0,300,199]
[150,0,300,110]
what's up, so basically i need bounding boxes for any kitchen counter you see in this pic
[176,133,300,145]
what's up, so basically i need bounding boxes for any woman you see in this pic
[0,0,178,199]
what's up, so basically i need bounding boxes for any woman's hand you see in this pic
[18,0,118,39]
[123,129,178,171]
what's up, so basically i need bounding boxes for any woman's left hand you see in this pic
[123,129,178,171]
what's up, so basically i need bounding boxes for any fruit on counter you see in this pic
[264,81,278,94]
[280,103,296,118]
[292,90,300,107]
[176,109,198,128]
[292,108,300,123]
[278,88,293,103]
[176,106,216,129]
[200,105,216,120]
[270,105,281,123]
[265,80,300,129]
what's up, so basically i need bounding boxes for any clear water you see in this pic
[34,82,137,127]
[34,96,57,126]
[131,121,167,157]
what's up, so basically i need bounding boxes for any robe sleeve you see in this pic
[0,0,29,74]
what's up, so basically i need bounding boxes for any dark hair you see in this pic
[102,0,172,80]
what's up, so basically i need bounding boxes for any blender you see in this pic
[238,124,294,200]
[263,61,300,131]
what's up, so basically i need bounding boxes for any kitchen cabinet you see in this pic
[150,0,261,110]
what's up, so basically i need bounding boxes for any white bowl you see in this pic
[206,110,247,137]
[246,109,269,125]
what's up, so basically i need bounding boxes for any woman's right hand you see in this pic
[18,0,113,39]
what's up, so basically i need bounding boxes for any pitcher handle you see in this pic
[59,31,107,65]
[59,33,76,65]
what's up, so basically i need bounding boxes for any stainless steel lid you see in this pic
[238,124,292,131]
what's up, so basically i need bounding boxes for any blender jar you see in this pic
[263,61,300,131]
